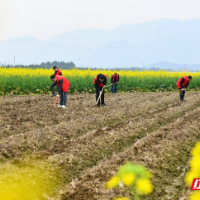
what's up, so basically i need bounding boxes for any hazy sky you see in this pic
[1,0,200,41]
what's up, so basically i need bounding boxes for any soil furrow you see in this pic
[61,106,200,200]
[0,93,177,139]
[0,92,186,158]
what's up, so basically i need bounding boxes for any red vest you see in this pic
[176,76,188,88]
[94,74,107,88]
[55,69,62,76]
[56,75,70,92]
[112,74,119,82]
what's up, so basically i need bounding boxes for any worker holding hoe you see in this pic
[111,73,120,93]
[94,74,107,106]
[50,66,62,97]
[50,75,70,108]
[176,76,192,102]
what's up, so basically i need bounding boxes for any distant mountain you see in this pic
[0,35,44,64]
[16,42,98,65]
[0,36,97,65]
[1,18,200,67]
[146,61,200,71]
[46,18,200,47]
[88,30,200,68]
[46,29,108,47]
[89,41,140,68]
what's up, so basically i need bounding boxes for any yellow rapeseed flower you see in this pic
[191,142,200,158]
[114,197,130,200]
[1,67,199,79]
[185,170,200,186]
[121,172,135,186]
[190,157,200,172]
[136,179,153,195]
[190,191,200,200]
[105,176,120,189]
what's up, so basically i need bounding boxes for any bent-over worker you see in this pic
[176,76,192,102]
[50,66,62,97]
[50,75,70,108]
[94,74,107,106]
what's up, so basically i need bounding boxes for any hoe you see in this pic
[96,83,116,105]
[53,95,59,107]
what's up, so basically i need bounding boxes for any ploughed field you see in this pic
[0,92,200,200]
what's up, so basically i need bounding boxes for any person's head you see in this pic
[53,66,58,72]
[50,75,56,82]
[99,78,104,82]
[114,73,117,77]
[187,76,192,82]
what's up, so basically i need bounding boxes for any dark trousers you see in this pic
[51,82,59,94]
[96,87,104,105]
[60,85,70,106]
[60,91,67,106]
[179,90,185,101]
[111,84,118,93]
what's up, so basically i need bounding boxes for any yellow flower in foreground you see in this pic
[191,142,200,158]
[185,170,200,186]
[136,179,153,195]
[190,191,200,200]
[190,157,200,172]
[105,176,119,189]
[114,197,130,200]
[121,172,135,186]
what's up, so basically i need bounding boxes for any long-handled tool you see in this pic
[96,83,117,105]
[104,83,117,88]
[96,87,104,105]
[54,95,59,107]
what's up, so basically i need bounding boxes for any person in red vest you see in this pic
[176,76,192,101]
[111,73,120,93]
[50,66,62,97]
[50,75,70,108]
[94,74,107,106]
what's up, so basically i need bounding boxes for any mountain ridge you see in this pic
[1,18,200,69]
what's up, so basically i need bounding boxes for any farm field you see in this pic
[1,91,200,199]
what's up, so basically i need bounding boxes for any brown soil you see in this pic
[0,92,199,200]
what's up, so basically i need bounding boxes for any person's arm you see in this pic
[179,78,185,89]
[95,79,99,88]
[185,82,189,88]
[58,79,63,94]
[111,76,113,83]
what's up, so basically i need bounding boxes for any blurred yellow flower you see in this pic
[114,197,130,200]
[121,172,135,186]
[105,176,120,189]
[190,157,200,172]
[190,191,200,200]
[191,142,200,158]
[136,179,153,195]
[185,170,200,186]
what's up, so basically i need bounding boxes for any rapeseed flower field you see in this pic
[0,67,200,95]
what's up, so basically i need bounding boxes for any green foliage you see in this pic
[0,74,200,95]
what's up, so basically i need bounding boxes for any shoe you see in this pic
[62,105,66,108]
[101,103,107,106]
[97,104,100,107]
[57,105,62,107]
[181,100,187,102]
[51,94,56,97]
